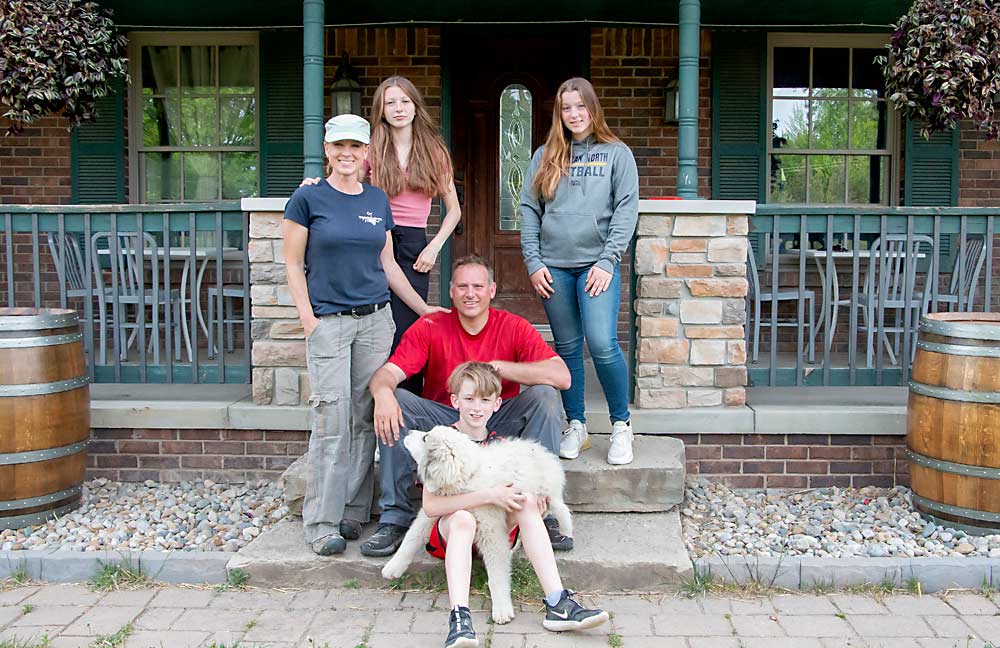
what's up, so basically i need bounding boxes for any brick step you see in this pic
[281,435,686,515]
[228,511,693,591]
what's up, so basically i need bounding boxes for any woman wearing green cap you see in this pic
[282,113,447,556]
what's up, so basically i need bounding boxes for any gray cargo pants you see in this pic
[302,305,394,545]
[376,384,563,528]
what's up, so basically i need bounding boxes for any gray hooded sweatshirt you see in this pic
[519,137,639,276]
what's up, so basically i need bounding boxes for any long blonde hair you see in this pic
[532,77,621,201]
[368,77,453,198]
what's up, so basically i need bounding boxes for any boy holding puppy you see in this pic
[425,361,607,648]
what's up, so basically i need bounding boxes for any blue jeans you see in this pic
[543,265,630,424]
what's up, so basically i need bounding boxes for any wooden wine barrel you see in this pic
[907,312,1000,535]
[0,308,89,529]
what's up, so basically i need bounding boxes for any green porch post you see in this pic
[677,0,700,198]
[303,0,325,178]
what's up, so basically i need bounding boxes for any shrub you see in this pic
[0,0,127,134]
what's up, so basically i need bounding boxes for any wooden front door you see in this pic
[449,29,585,324]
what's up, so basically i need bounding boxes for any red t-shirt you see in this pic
[388,309,557,405]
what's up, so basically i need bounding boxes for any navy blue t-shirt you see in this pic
[283,182,394,316]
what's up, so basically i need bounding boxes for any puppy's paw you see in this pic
[491,600,516,624]
[381,557,407,580]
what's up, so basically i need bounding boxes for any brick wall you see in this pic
[680,433,910,490]
[0,115,72,205]
[87,428,308,483]
[958,120,1000,207]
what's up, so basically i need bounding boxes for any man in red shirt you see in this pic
[360,255,572,557]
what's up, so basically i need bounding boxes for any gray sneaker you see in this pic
[542,590,609,632]
[311,533,347,556]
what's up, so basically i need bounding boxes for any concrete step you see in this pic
[228,511,693,591]
[281,435,686,515]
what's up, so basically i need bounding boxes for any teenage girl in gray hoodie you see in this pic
[520,77,640,466]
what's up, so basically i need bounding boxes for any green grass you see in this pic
[608,633,623,647]
[243,619,257,631]
[0,636,51,648]
[6,567,31,587]
[215,569,250,592]
[20,604,33,615]
[88,561,149,592]
[388,555,543,602]
[679,566,715,598]
[88,623,132,648]
[343,578,359,589]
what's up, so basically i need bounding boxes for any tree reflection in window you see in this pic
[499,84,531,231]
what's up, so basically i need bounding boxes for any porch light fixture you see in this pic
[663,76,679,124]
[330,52,362,117]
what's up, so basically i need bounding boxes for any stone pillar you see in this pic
[633,200,754,408]
[243,198,309,405]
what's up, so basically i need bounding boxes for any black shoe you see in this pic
[542,590,609,632]
[311,533,347,556]
[445,605,478,648]
[359,523,407,557]
[544,516,574,552]
[339,519,362,540]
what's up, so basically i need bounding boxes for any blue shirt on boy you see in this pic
[283,182,394,316]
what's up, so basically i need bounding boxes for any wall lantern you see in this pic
[663,76,679,124]
[330,52,362,117]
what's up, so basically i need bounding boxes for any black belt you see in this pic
[330,301,389,318]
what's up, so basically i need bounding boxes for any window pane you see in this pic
[219,45,256,94]
[848,156,887,204]
[850,101,887,149]
[180,46,215,96]
[809,155,846,203]
[771,154,806,203]
[222,153,258,199]
[183,153,219,200]
[142,97,179,147]
[852,48,884,97]
[180,97,218,146]
[772,99,808,149]
[773,47,809,96]
[813,48,849,95]
[220,96,255,146]
[810,99,848,149]
[144,153,181,202]
[498,84,532,231]
[142,46,176,94]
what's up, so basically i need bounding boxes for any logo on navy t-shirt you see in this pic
[359,211,382,226]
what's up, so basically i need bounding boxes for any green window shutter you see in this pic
[903,118,958,207]
[904,118,959,269]
[70,78,125,203]
[260,30,304,197]
[712,31,766,201]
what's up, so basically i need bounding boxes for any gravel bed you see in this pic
[0,479,288,553]
[682,478,1000,559]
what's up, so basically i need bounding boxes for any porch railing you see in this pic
[0,203,249,384]
[749,206,997,387]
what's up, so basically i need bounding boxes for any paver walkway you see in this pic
[0,584,997,648]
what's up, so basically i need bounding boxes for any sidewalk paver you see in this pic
[0,583,995,648]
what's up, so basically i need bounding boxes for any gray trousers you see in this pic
[376,384,563,528]
[303,306,394,544]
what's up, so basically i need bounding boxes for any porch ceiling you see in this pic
[100,0,911,29]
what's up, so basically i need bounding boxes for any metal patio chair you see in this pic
[746,250,816,364]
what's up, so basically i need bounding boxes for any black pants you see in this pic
[390,226,429,395]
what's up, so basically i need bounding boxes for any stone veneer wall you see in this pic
[246,204,307,405]
[632,202,752,408]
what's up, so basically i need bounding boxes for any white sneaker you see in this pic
[607,420,634,465]
[559,420,590,459]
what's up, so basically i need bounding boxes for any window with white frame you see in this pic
[129,33,259,203]
[768,35,894,205]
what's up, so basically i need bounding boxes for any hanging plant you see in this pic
[0,0,128,135]
[878,0,1000,139]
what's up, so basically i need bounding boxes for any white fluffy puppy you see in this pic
[381,425,573,624]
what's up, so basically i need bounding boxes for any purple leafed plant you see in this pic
[878,0,1000,139]
[0,0,128,135]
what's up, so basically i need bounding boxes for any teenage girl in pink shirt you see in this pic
[367,77,462,395]
[303,77,461,394]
